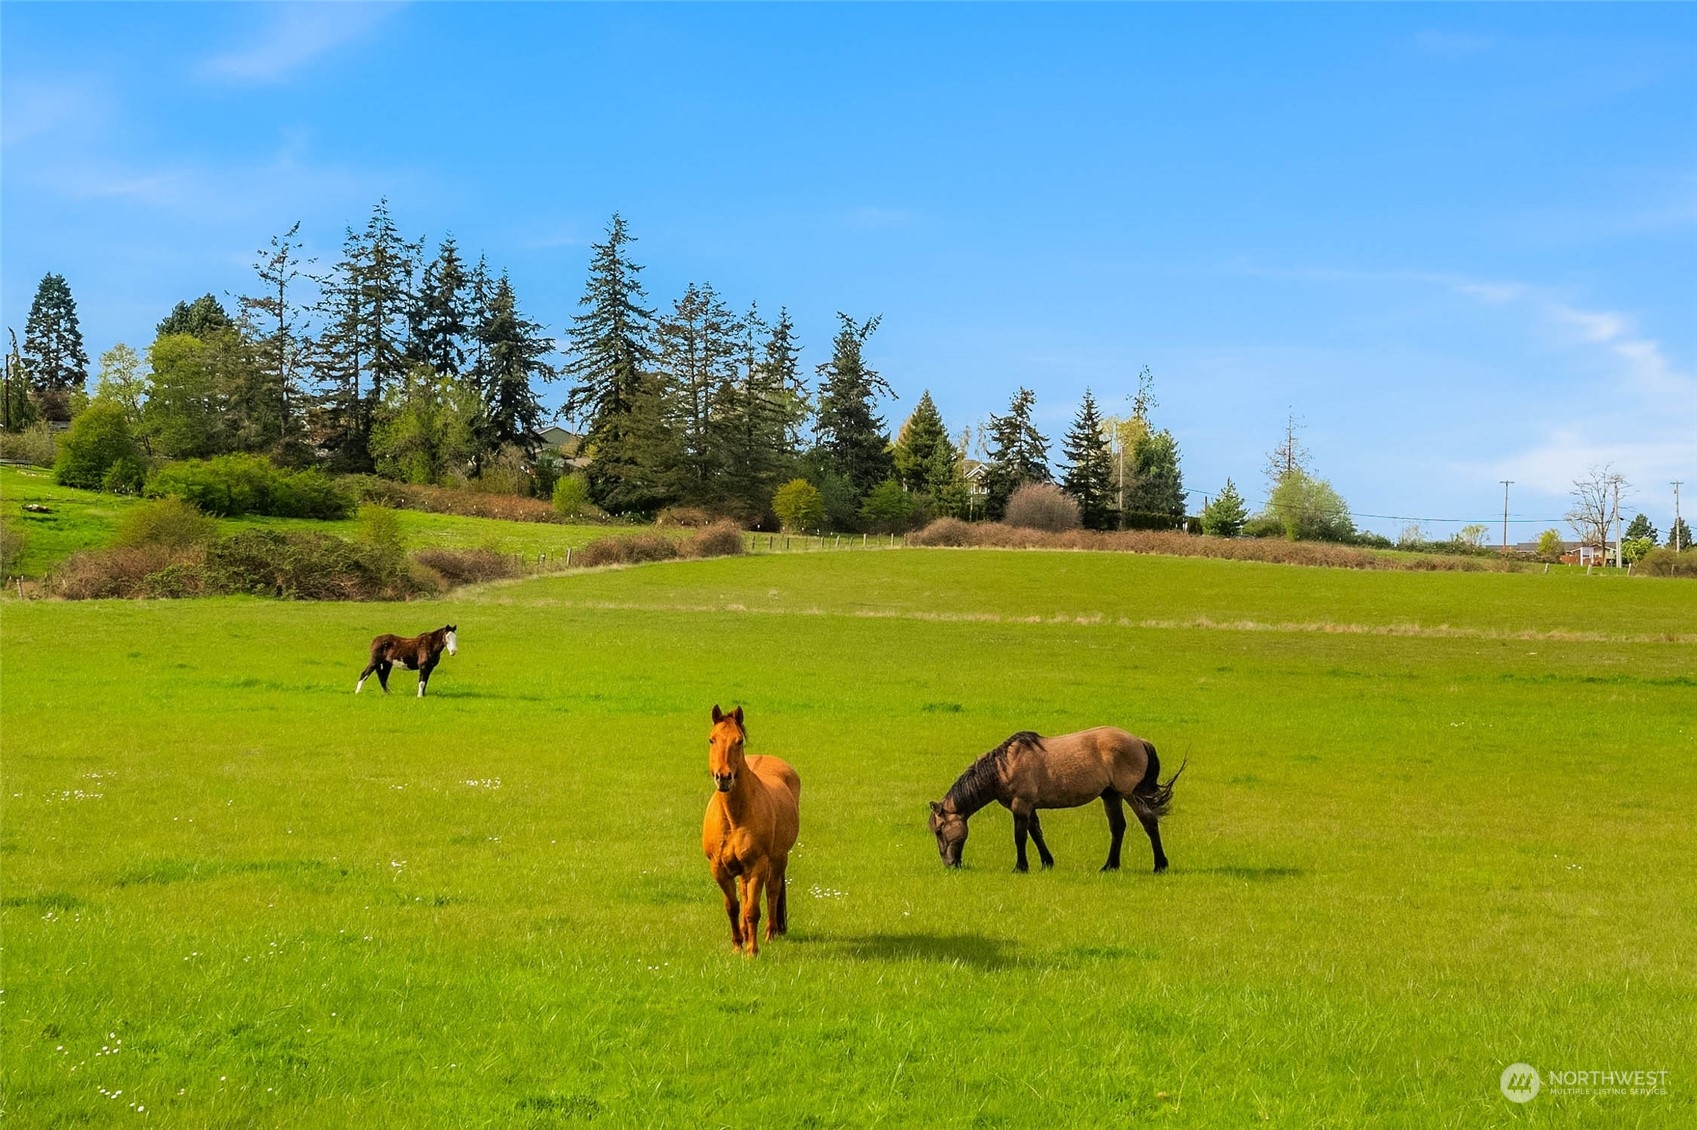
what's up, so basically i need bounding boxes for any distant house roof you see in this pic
[535,425,581,454]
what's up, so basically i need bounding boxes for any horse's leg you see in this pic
[1136,805,1170,873]
[1027,812,1056,870]
[1010,799,1034,873]
[1100,791,1127,872]
[766,859,788,939]
[356,661,378,694]
[741,862,768,955]
[376,661,392,694]
[417,657,437,698]
[714,867,742,951]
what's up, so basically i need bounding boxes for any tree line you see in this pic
[11,207,1432,542]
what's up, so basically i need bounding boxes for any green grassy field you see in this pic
[3,550,1693,1126]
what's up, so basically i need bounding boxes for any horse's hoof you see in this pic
[1100,862,1121,872]
[1040,861,1055,870]
[1012,865,1029,874]
[1153,862,1169,874]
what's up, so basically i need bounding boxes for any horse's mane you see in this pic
[944,731,1042,817]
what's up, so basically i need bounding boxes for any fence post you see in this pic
[566,546,573,567]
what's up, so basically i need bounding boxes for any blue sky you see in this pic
[4,3,1693,538]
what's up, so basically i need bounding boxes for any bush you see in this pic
[553,474,600,520]
[1636,548,1697,578]
[1004,483,1081,532]
[679,521,746,559]
[467,445,536,496]
[655,506,716,528]
[0,514,28,578]
[575,533,680,568]
[270,468,355,519]
[0,422,57,467]
[113,497,218,549]
[49,545,202,599]
[413,547,520,586]
[205,528,433,600]
[1536,529,1565,561]
[102,456,147,495]
[54,402,142,490]
[145,455,355,519]
[912,517,974,547]
[347,475,565,524]
[772,479,825,533]
[860,480,925,534]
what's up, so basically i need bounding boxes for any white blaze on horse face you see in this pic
[445,630,458,656]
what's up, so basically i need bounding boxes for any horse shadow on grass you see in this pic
[799,931,1023,971]
[1184,865,1306,882]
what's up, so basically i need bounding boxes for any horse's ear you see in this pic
[712,704,724,723]
[929,801,943,816]
[732,705,744,725]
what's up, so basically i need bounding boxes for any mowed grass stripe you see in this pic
[2,553,1693,1127]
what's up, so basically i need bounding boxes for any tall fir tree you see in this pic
[237,222,314,458]
[562,214,669,512]
[407,236,471,378]
[981,387,1050,519]
[23,273,89,420]
[658,282,742,501]
[1124,429,1186,523]
[311,201,420,470]
[892,390,954,494]
[715,304,809,515]
[812,313,893,499]
[477,271,555,455]
[1061,389,1116,530]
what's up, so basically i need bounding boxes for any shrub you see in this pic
[912,517,974,547]
[468,445,536,496]
[1535,529,1565,560]
[655,506,715,528]
[270,468,355,519]
[54,402,142,490]
[1636,548,1697,579]
[0,422,57,467]
[553,474,599,520]
[102,456,147,495]
[413,547,520,586]
[1004,483,1082,532]
[575,533,680,568]
[346,475,564,524]
[113,497,218,549]
[679,521,746,559]
[206,529,432,600]
[772,479,825,533]
[49,545,201,599]
[860,480,925,534]
[1622,536,1657,566]
[0,514,28,578]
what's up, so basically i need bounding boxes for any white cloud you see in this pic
[202,4,402,85]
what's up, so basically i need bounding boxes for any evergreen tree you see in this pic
[1124,429,1185,523]
[980,387,1050,519]
[1201,478,1248,536]
[3,330,38,432]
[237,222,314,458]
[812,313,893,499]
[892,390,954,494]
[1624,513,1658,543]
[658,282,742,501]
[1060,389,1115,530]
[717,304,808,516]
[407,236,471,377]
[23,273,89,420]
[477,271,555,455]
[311,201,420,470]
[562,214,667,511]
[1667,516,1692,551]
[157,294,233,340]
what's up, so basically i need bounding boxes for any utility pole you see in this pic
[1500,480,1513,552]
[1675,481,1684,552]
[1612,479,1622,567]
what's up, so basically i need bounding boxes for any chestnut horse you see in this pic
[928,727,1184,872]
[355,625,457,697]
[702,705,800,955]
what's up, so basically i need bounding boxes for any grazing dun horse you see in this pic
[702,705,800,955]
[355,625,457,697]
[929,727,1184,872]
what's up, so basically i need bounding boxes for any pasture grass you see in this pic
[2,550,1693,1127]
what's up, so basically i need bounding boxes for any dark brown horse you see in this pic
[929,727,1184,872]
[356,625,457,697]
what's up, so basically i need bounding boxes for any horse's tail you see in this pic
[1130,742,1186,820]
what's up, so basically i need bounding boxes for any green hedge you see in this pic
[145,455,354,519]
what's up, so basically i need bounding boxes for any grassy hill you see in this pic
[2,538,1692,1125]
